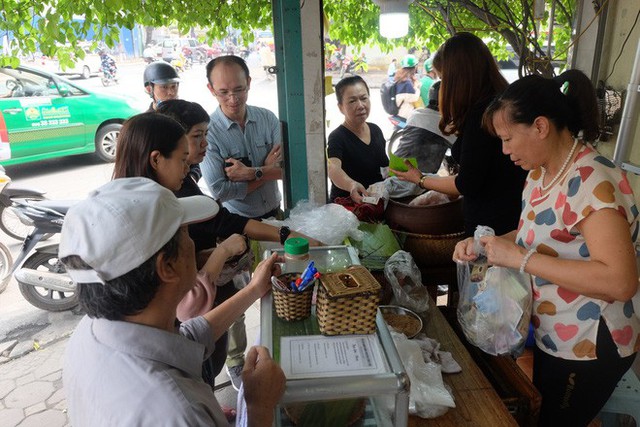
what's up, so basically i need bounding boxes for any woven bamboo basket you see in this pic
[316,266,381,335]
[393,230,465,268]
[272,273,314,322]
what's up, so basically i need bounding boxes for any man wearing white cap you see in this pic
[60,177,285,426]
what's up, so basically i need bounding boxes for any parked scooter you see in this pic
[9,198,78,312]
[0,166,48,241]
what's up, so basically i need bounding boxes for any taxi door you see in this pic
[0,68,85,164]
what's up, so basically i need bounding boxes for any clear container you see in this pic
[284,237,309,273]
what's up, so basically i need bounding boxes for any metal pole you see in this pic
[613,39,640,169]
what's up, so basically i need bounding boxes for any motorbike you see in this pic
[171,53,192,73]
[9,198,79,311]
[99,54,118,87]
[0,166,49,241]
[339,53,368,78]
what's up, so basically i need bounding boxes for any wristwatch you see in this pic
[279,226,291,244]
[254,167,263,180]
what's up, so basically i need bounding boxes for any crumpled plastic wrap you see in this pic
[263,201,364,245]
[456,226,533,356]
[390,331,456,418]
[408,190,452,207]
[384,251,429,314]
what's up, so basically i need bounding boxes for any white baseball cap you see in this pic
[59,177,219,284]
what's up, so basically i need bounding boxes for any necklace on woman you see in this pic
[539,138,579,192]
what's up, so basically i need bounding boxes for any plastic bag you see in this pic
[384,250,429,314]
[391,331,455,418]
[263,200,364,245]
[456,226,533,356]
[408,190,452,207]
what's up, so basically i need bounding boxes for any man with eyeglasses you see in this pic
[201,55,283,391]
[202,55,282,220]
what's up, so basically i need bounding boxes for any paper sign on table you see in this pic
[280,335,386,379]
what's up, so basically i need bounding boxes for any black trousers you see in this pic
[533,317,635,426]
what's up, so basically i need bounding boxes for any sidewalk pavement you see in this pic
[0,300,262,427]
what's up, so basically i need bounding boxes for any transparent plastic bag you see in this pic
[391,331,455,418]
[456,226,533,356]
[384,250,429,314]
[263,201,364,245]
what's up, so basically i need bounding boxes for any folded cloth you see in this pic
[413,333,462,374]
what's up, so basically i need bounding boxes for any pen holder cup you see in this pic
[272,273,315,322]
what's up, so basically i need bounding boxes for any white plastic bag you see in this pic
[456,226,532,356]
[391,331,455,418]
[263,201,364,245]
[384,251,429,314]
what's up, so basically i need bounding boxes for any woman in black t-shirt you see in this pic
[327,76,389,203]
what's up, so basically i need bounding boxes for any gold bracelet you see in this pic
[418,175,428,189]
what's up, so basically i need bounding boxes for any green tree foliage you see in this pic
[324,0,579,77]
[1,0,578,77]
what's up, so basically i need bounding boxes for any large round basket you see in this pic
[392,230,465,268]
[385,195,463,235]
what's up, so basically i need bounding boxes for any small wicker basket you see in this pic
[316,265,381,335]
[272,273,314,322]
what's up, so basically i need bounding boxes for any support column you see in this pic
[272,0,327,210]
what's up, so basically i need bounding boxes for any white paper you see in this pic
[280,335,386,379]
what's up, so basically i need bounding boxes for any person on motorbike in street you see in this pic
[99,49,117,80]
[143,61,180,111]
[143,44,156,64]
[419,57,438,107]
[393,54,422,119]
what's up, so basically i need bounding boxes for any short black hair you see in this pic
[206,55,251,86]
[335,75,369,104]
[156,99,210,133]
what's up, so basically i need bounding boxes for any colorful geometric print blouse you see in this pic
[516,144,640,360]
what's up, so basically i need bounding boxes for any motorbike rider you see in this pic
[419,57,438,107]
[393,54,422,119]
[99,49,117,80]
[143,61,180,111]
[142,44,156,64]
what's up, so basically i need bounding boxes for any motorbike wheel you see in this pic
[0,202,52,241]
[386,128,404,158]
[0,242,13,294]
[101,76,110,87]
[17,251,78,312]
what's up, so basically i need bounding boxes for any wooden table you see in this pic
[409,296,518,426]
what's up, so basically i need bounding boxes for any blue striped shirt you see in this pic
[202,105,282,218]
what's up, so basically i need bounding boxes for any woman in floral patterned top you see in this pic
[454,70,639,426]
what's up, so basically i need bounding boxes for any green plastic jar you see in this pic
[284,237,309,273]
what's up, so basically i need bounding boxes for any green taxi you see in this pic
[0,66,144,166]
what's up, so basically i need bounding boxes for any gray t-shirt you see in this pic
[64,315,228,426]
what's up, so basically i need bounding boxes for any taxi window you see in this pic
[0,69,59,98]
[0,71,14,98]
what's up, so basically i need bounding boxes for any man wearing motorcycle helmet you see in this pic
[143,61,180,111]
[419,57,438,107]
[392,54,421,119]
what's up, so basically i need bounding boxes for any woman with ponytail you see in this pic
[454,69,640,426]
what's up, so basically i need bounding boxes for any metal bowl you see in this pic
[379,305,423,338]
